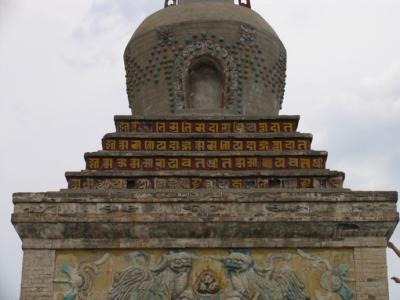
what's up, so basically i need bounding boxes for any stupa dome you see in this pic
[124,0,286,116]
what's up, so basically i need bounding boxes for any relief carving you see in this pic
[157,26,176,46]
[23,204,57,214]
[121,204,139,213]
[98,204,138,214]
[99,205,120,213]
[183,204,225,220]
[298,250,354,300]
[266,203,310,213]
[108,250,309,300]
[54,254,109,300]
[240,25,256,44]
[196,271,221,296]
[109,251,197,300]
[54,250,355,300]
[95,179,126,190]
[217,251,310,300]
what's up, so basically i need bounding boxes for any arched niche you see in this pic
[186,56,224,113]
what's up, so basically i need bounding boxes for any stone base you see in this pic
[19,247,390,300]
[13,189,397,299]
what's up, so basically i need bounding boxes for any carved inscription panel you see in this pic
[115,120,297,133]
[54,249,355,300]
[86,156,326,171]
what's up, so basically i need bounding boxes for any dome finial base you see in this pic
[165,0,251,9]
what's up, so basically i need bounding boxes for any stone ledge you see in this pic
[12,200,398,222]
[102,132,313,139]
[114,115,300,121]
[12,214,399,223]
[11,190,398,241]
[65,169,344,178]
[12,189,397,204]
[21,237,388,250]
[64,169,345,190]
[84,150,327,157]
[12,221,397,240]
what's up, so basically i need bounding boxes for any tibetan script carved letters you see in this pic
[86,156,326,171]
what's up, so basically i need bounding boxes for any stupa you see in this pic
[13,0,398,299]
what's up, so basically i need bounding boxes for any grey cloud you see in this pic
[73,0,160,38]
[0,0,14,31]
[89,0,161,21]
[357,72,400,104]
[64,0,162,69]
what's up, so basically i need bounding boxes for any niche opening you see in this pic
[187,56,224,113]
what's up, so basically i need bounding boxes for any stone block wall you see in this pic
[355,247,389,300]
[20,250,55,300]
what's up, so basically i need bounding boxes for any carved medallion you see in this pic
[196,271,221,296]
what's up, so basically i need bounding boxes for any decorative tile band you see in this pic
[85,156,326,171]
[103,138,310,152]
[116,120,297,133]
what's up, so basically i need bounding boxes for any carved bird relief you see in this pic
[109,251,197,300]
[54,253,110,300]
[297,250,354,300]
[218,251,310,300]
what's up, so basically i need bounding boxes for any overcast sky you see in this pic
[1,0,400,299]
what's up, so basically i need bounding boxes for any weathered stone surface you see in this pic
[14,189,397,204]
[66,171,344,190]
[20,250,55,300]
[355,247,390,299]
[12,190,398,243]
[21,237,389,250]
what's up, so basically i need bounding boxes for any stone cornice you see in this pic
[12,190,399,245]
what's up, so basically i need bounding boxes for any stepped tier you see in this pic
[114,116,299,133]
[102,133,312,152]
[84,150,327,171]
[66,170,344,190]
[65,115,344,191]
